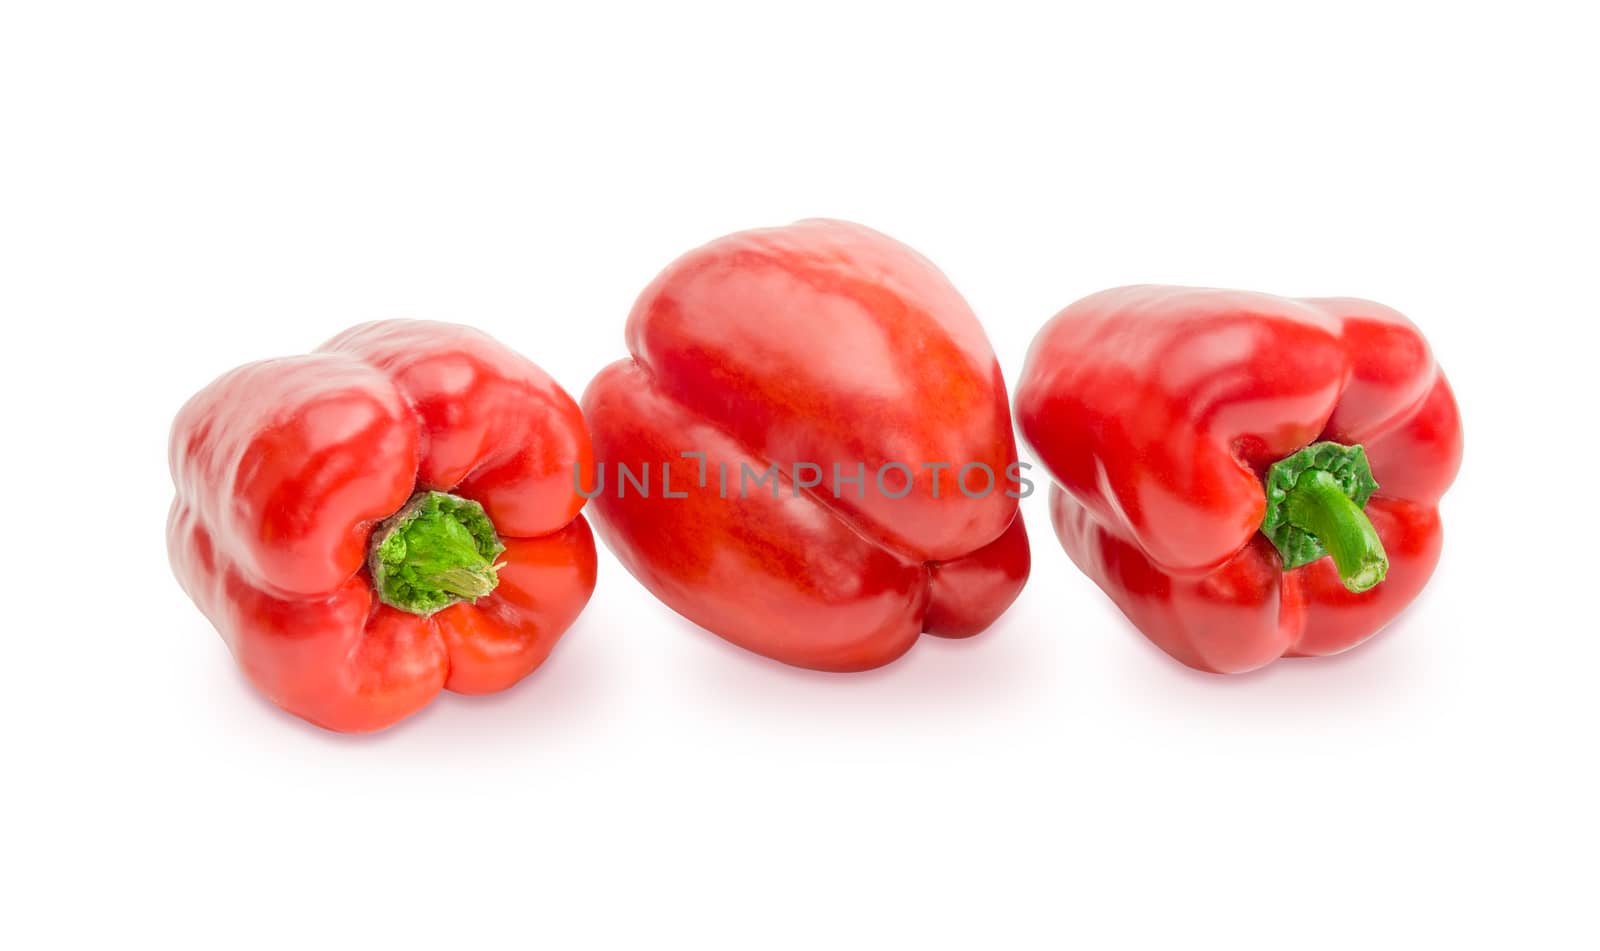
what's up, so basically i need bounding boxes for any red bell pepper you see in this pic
[168,320,597,731]
[582,219,1030,671]
[1016,286,1461,673]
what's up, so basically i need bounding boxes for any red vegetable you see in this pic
[582,219,1030,671]
[1016,286,1462,673]
[168,320,597,731]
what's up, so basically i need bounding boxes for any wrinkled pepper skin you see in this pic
[168,320,597,732]
[1016,286,1461,674]
[583,220,1030,671]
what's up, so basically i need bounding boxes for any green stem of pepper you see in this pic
[1282,469,1389,593]
[1260,441,1389,594]
[367,491,506,616]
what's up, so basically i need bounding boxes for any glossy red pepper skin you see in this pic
[583,220,1030,671]
[168,320,597,732]
[1016,286,1462,674]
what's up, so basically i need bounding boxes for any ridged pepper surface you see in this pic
[1016,286,1461,673]
[584,220,1030,671]
[169,320,596,731]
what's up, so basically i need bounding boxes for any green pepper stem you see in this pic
[430,563,500,600]
[368,491,507,616]
[1283,470,1389,593]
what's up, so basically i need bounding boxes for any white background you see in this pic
[3,2,1596,947]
